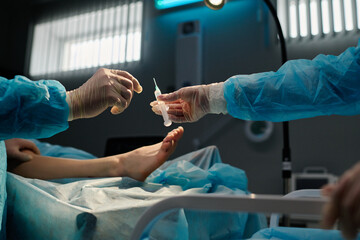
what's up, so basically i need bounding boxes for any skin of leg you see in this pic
[8,152,118,180]
[8,127,184,181]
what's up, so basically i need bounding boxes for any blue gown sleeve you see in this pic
[0,75,69,140]
[224,40,360,122]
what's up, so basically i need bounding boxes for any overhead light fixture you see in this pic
[154,0,224,10]
[203,0,226,10]
[155,0,202,10]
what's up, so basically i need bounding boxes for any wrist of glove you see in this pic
[66,92,74,121]
[66,89,87,121]
[207,82,227,115]
[66,88,93,121]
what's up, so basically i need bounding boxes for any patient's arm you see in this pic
[7,127,184,181]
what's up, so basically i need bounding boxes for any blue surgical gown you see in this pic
[0,75,69,236]
[224,40,360,122]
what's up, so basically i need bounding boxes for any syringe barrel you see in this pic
[158,101,172,127]
[154,88,172,127]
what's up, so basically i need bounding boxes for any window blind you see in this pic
[278,0,359,39]
[29,0,143,77]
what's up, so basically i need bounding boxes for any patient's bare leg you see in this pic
[8,127,184,181]
[110,126,184,181]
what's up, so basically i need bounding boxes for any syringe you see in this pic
[153,78,172,127]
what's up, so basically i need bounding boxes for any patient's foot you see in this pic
[110,126,184,181]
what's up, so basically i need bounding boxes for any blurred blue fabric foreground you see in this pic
[0,76,69,238]
[6,143,266,239]
[248,227,360,240]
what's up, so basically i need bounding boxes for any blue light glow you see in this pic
[155,0,203,10]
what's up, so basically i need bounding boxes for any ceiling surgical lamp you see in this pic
[203,0,292,195]
[204,0,225,10]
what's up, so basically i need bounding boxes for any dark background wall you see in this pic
[1,0,360,194]
[0,2,31,78]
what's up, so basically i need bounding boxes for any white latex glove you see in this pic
[5,138,41,162]
[150,82,227,123]
[66,68,143,120]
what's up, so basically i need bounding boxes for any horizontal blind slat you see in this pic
[29,0,143,78]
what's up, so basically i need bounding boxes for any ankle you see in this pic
[107,155,125,177]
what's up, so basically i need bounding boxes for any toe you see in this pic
[161,127,184,153]
[160,140,172,153]
[173,127,184,141]
[164,133,174,143]
[163,129,177,142]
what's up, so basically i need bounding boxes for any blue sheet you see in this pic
[6,145,266,239]
[9,141,356,239]
[249,227,360,240]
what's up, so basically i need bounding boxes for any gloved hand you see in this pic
[322,161,360,240]
[66,68,143,120]
[5,138,41,162]
[150,82,227,123]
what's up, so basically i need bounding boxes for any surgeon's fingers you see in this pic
[345,181,360,228]
[151,99,183,111]
[111,69,142,93]
[157,90,181,102]
[340,194,359,239]
[109,96,128,115]
[337,167,360,239]
[152,108,184,117]
[151,106,161,115]
[322,183,345,229]
[342,166,360,213]
[111,95,129,115]
[166,105,186,113]
[155,103,183,111]
[110,80,133,101]
[167,114,187,123]
[353,206,360,238]
[150,99,182,107]
[322,175,350,230]
[108,80,133,115]
[151,101,187,122]
[151,106,186,122]
[322,201,339,230]
[152,103,184,116]
[112,75,134,92]
[111,106,123,115]
[322,184,337,197]
[339,210,358,240]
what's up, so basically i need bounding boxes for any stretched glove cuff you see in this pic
[208,82,228,115]
[66,92,74,121]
